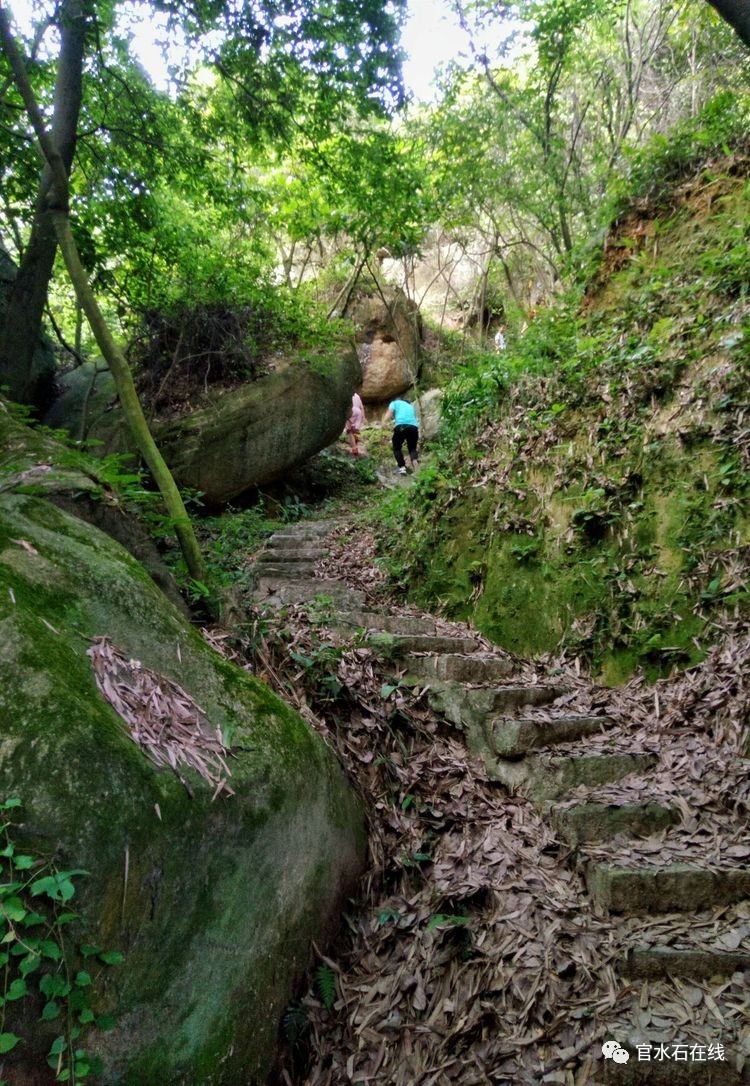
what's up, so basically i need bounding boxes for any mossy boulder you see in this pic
[0,403,185,611]
[44,350,362,504]
[0,492,364,1084]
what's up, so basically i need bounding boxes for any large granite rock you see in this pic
[44,350,361,505]
[416,388,443,440]
[351,288,422,403]
[0,402,185,611]
[0,489,364,1084]
[155,352,360,504]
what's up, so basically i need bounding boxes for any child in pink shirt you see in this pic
[345,392,366,455]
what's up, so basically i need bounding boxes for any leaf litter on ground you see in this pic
[205,521,750,1084]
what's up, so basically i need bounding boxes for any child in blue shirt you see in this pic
[385,398,419,475]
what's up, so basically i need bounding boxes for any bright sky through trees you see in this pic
[121,0,489,101]
[5,0,510,102]
[400,0,477,100]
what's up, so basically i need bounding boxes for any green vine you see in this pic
[0,798,122,1084]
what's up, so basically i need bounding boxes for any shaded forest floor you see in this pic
[205,513,750,1085]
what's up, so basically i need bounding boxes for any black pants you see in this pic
[392,424,419,468]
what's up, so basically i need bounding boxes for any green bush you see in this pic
[617,90,750,207]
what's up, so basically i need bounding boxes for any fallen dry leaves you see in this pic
[88,636,234,798]
[206,523,750,1084]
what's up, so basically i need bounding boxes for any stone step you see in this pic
[622,944,750,980]
[335,611,438,636]
[256,577,365,609]
[407,653,513,683]
[424,680,568,728]
[263,546,323,561]
[267,534,327,551]
[587,864,750,915]
[486,714,613,756]
[389,634,481,655]
[255,561,318,577]
[485,752,657,805]
[553,801,680,846]
[271,523,337,542]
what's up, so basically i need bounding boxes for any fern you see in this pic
[315,963,337,1011]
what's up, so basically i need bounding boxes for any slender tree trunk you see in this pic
[706,0,750,48]
[556,192,574,254]
[0,0,86,409]
[281,238,296,287]
[476,246,491,342]
[52,213,207,582]
[327,255,366,319]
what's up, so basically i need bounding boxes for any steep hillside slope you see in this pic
[382,147,750,682]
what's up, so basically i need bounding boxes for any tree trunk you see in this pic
[706,0,750,48]
[52,211,208,584]
[557,193,574,255]
[0,0,86,409]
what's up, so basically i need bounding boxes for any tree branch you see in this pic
[45,302,87,368]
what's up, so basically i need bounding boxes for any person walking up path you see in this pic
[346,392,366,456]
[385,396,419,475]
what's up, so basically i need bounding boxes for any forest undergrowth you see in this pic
[374,132,750,684]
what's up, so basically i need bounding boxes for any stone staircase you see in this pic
[252,521,750,1084]
[253,520,367,609]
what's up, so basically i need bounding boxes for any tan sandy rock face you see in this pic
[416,387,443,440]
[358,339,414,401]
[350,288,422,403]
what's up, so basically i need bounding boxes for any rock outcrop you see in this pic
[416,388,443,440]
[351,288,422,403]
[45,350,362,504]
[0,403,185,611]
[0,486,364,1083]
[156,353,360,503]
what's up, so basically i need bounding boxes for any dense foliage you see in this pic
[0,0,409,375]
[396,0,750,332]
[2,0,748,376]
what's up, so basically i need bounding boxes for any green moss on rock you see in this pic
[399,453,737,683]
[0,492,364,1084]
